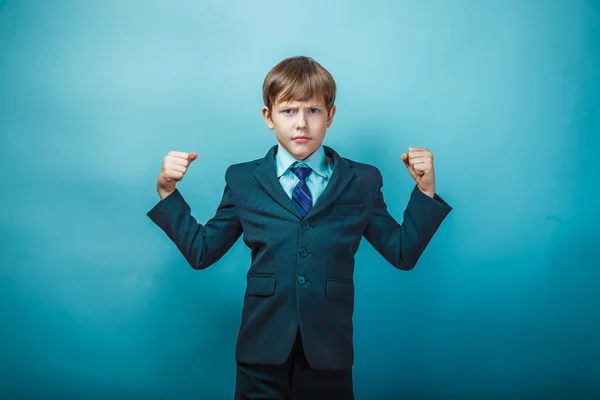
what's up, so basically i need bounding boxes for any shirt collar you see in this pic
[275,143,328,178]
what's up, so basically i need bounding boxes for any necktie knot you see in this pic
[291,163,312,182]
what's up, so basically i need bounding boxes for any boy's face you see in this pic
[262,94,336,161]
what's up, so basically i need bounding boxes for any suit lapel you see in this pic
[253,144,356,220]
[253,145,302,219]
[309,145,356,218]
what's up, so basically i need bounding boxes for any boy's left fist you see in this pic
[400,147,436,197]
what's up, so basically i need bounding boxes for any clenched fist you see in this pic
[400,147,436,198]
[157,151,197,200]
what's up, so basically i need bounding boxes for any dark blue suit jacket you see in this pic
[147,144,452,370]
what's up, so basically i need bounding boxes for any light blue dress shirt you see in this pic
[274,143,334,207]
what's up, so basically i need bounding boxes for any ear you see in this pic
[262,106,274,130]
[326,105,337,128]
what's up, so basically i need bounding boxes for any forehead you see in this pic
[274,96,325,108]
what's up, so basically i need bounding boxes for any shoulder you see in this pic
[226,159,261,173]
[222,155,265,183]
[324,145,380,175]
[341,156,377,171]
[224,150,266,172]
[337,155,381,181]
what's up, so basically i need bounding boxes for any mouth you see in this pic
[293,136,311,142]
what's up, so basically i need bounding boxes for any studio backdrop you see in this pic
[1,0,598,398]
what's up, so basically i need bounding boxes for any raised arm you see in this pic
[147,151,243,269]
[363,147,452,270]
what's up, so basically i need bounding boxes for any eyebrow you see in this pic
[278,104,325,108]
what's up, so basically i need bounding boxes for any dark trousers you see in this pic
[234,329,354,399]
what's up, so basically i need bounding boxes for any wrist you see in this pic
[158,188,175,200]
[418,186,435,198]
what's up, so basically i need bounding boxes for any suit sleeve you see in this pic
[362,168,452,270]
[146,166,243,270]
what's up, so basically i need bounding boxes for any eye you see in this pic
[310,108,319,113]
[282,109,294,115]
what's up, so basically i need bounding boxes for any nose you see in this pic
[296,111,307,129]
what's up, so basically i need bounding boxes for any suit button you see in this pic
[299,248,308,257]
[297,276,306,285]
[302,221,310,230]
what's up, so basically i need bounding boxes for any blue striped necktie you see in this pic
[291,163,313,218]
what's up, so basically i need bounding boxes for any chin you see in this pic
[280,140,319,160]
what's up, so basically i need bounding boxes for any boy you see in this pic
[147,56,452,399]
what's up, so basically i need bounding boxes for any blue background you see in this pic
[1,0,599,398]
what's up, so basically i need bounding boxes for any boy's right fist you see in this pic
[157,151,197,200]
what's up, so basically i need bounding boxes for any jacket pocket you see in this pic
[331,204,364,216]
[326,278,354,301]
[247,275,276,296]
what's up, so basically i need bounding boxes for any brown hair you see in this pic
[262,56,336,115]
